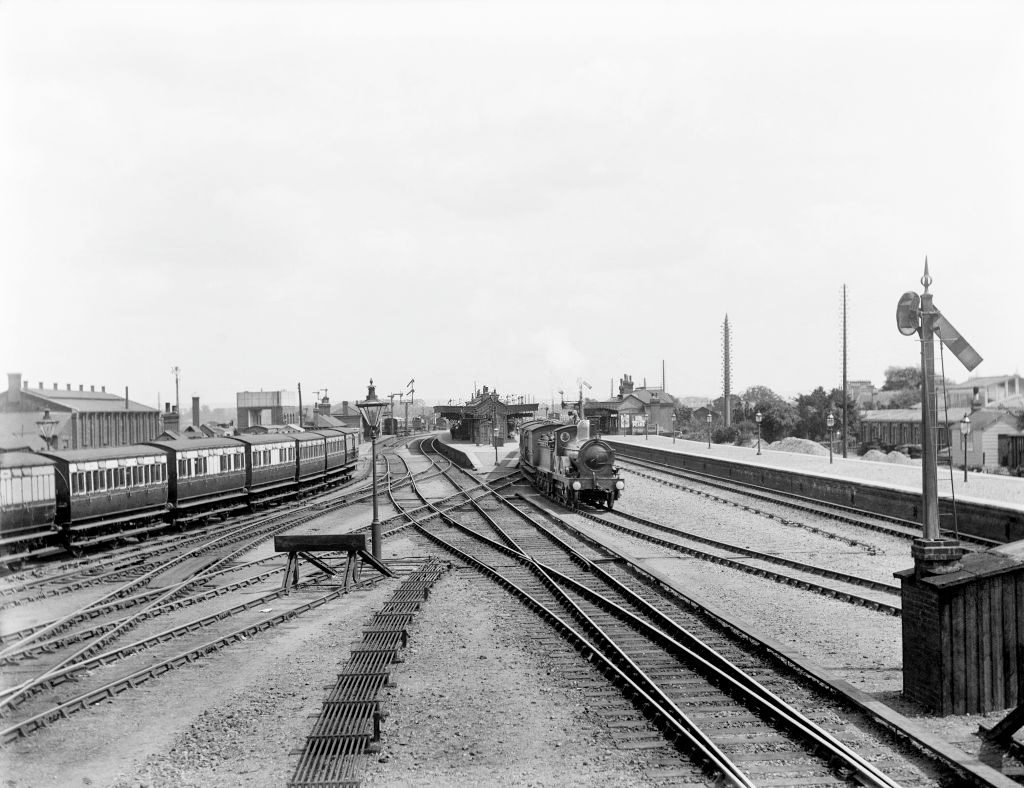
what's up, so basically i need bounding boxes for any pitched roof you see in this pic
[861,407,973,423]
[952,374,1023,388]
[7,386,158,413]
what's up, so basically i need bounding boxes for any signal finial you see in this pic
[921,257,932,292]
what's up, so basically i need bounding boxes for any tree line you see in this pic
[673,366,931,449]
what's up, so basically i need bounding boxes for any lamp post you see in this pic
[826,411,835,464]
[960,414,971,483]
[755,411,762,455]
[357,379,387,560]
[36,408,58,451]
[706,411,712,449]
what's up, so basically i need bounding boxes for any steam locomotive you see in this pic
[518,418,624,508]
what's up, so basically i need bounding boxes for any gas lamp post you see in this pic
[357,379,387,560]
[36,408,59,451]
[826,411,835,464]
[960,414,971,483]
[755,411,762,455]
[706,411,712,449]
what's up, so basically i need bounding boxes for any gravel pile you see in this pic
[767,437,829,456]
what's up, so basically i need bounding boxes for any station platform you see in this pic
[607,433,1024,510]
[435,433,519,475]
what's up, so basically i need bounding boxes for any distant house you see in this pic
[959,409,1022,470]
[329,400,366,431]
[948,374,1024,409]
[580,375,679,436]
[200,423,236,438]
[859,407,968,450]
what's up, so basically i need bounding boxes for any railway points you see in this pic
[5,432,1024,786]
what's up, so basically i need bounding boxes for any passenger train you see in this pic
[518,418,624,508]
[0,427,361,565]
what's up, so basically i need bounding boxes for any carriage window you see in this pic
[72,473,79,495]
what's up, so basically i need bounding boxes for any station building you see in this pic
[581,375,679,436]
[0,372,160,452]
[433,387,537,444]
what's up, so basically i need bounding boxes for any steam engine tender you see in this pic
[518,418,624,508]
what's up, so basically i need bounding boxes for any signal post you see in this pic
[890,263,1024,718]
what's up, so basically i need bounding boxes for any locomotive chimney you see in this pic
[192,396,200,427]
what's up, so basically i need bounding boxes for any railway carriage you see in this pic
[295,431,329,491]
[307,428,358,484]
[39,446,170,548]
[0,452,59,559]
[144,438,248,523]
[518,418,624,508]
[232,434,299,505]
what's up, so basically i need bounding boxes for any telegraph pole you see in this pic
[171,366,181,419]
[841,284,849,458]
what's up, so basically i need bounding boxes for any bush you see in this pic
[712,425,738,444]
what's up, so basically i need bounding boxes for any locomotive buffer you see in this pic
[274,533,395,591]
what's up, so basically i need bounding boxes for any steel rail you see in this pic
[2,556,288,664]
[592,506,899,593]
[396,500,752,786]
[560,507,903,617]
[407,444,905,787]
[467,489,901,786]
[619,455,999,548]
[1,570,389,743]
[0,500,352,708]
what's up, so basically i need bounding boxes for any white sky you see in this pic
[1,0,1021,409]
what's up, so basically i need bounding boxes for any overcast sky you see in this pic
[2,1,1021,411]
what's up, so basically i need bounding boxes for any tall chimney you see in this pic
[192,396,200,427]
[66,384,71,390]
[125,386,129,410]
[53,383,58,390]
[79,385,84,391]
[7,373,21,406]
[101,386,106,393]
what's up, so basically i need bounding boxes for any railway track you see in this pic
[617,454,999,550]
[364,438,966,786]
[0,438,528,747]
[559,504,903,616]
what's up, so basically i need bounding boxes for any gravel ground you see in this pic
[4,437,1021,786]
[554,470,1021,766]
[361,564,691,787]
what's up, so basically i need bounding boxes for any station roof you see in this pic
[434,390,537,420]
